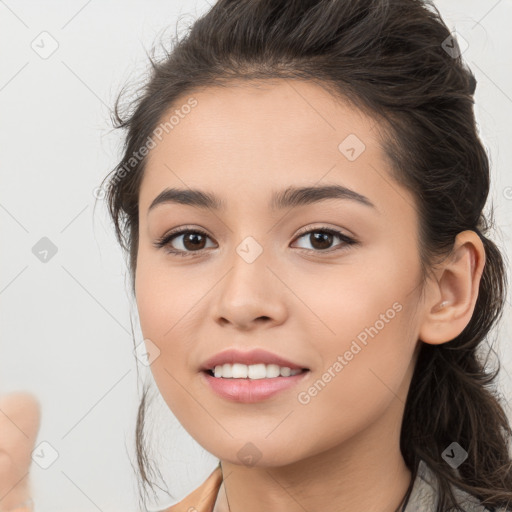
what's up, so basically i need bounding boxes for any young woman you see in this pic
[98,0,512,510]
[1,0,510,511]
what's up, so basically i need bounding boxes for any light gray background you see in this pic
[1,1,511,511]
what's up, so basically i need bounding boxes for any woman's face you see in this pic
[135,80,425,467]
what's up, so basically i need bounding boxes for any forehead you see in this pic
[138,79,399,215]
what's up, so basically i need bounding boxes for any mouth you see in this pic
[199,348,309,375]
[201,365,311,403]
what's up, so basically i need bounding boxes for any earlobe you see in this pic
[418,230,486,346]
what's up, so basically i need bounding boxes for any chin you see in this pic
[212,443,307,469]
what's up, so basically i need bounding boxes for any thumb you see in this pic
[0,392,42,511]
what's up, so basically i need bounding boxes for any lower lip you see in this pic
[201,370,310,403]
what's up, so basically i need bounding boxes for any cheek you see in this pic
[291,253,420,415]
[135,251,195,339]
[292,252,418,356]
[134,252,211,408]
[289,302,418,460]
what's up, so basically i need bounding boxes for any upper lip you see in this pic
[200,348,309,372]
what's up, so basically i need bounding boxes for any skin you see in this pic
[0,80,485,511]
[134,80,486,512]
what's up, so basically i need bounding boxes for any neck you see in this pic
[217,402,412,512]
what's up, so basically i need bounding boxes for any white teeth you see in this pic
[222,363,233,378]
[280,366,291,377]
[211,363,304,379]
[232,363,248,378]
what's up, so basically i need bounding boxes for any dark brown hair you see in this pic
[100,0,512,510]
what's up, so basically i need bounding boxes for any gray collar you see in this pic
[404,459,496,511]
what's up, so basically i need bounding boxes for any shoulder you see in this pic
[159,465,223,512]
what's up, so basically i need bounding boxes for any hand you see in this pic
[0,393,41,512]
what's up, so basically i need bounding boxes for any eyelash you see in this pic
[153,225,358,258]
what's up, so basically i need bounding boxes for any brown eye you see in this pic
[292,227,357,253]
[154,228,216,256]
[181,232,208,251]
[309,231,334,250]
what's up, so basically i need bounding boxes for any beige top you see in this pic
[162,460,503,512]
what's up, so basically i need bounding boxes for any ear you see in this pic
[418,230,486,345]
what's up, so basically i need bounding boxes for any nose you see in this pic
[211,248,288,331]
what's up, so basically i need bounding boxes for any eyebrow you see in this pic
[148,184,376,213]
